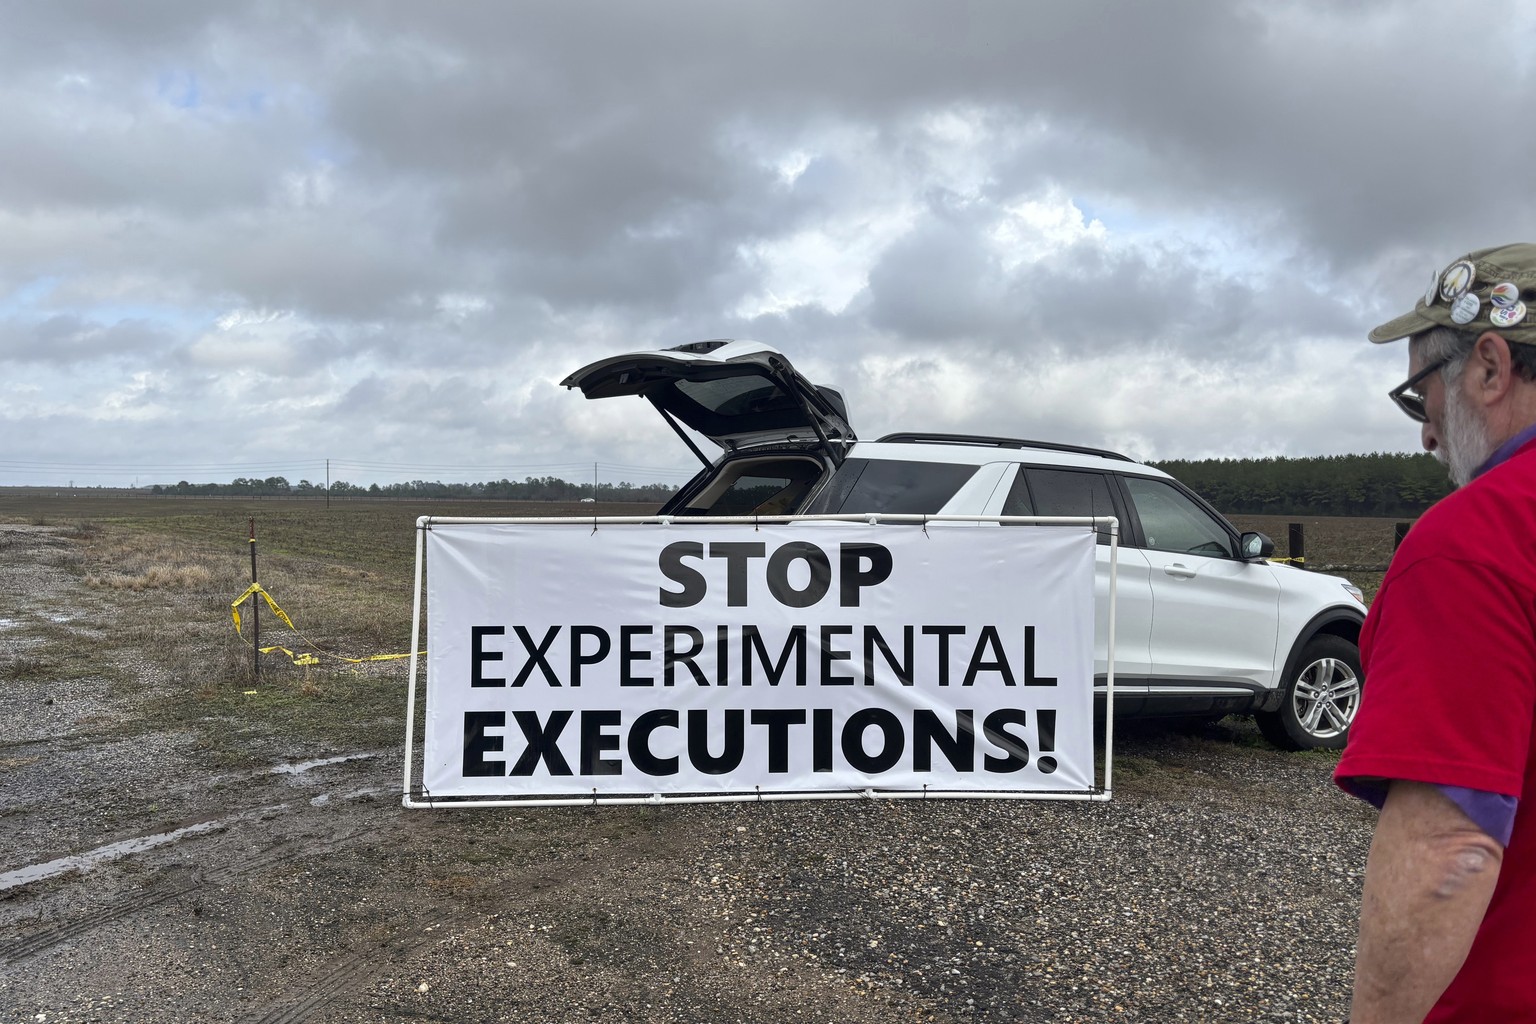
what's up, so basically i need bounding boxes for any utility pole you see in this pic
[326,458,330,509]
[593,461,598,500]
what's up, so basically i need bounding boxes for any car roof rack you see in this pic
[874,432,1134,462]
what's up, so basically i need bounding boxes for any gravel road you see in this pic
[0,523,1375,1023]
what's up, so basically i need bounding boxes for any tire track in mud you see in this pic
[0,822,385,967]
[234,852,660,1024]
[0,750,393,967]
[242,912,477,1024]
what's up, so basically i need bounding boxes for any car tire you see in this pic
[1256,635,1362,751]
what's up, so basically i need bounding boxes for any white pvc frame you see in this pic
[402,513,1118,809]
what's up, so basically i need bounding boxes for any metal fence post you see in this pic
[1288,522,1306,569]
[249,518,260,679]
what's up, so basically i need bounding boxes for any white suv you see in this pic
[564,340,1367,750]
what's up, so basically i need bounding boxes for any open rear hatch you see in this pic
[561,339,855,468]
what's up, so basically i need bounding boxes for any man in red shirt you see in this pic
[1337,243,1536,1021]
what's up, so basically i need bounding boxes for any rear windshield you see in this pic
[675,376,794,417]
[804,458,977,515]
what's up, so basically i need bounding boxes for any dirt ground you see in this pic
[0,517,1376,1023]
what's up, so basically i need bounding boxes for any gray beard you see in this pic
[1436,382,1494,488]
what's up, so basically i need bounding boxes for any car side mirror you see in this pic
[1241,531,1275,560]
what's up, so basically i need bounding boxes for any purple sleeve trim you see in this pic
[1337,776,1389,810]
[1441,786,1517,847]
[1337,778,1516,847]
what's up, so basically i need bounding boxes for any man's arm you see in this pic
[1350,780,1504,1023]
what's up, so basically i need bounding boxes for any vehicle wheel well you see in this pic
[1308,617,1361,647]
[1284,613,1363,675]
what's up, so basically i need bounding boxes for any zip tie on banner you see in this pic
[921,516,930,539]
[591,517,598,535]
[231,583,423,666]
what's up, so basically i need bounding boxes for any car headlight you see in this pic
[1342,583,1365,605]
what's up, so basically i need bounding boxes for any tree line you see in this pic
[149,453,1454,516]
[1149,452,1452,517]
[149,475,680,502]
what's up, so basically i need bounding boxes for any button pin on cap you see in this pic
[1441,260,1477,302]
[1451,292,1481,324]
[1491,282,1521,308]
[1491,301,1527,328]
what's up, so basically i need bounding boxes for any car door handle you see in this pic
[1162,563,1197,579]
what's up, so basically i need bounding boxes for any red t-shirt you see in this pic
[1336,438,1536,1020]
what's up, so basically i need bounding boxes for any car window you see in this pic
[701,462,823,516]
[1123,475,1236,558]
[1001,469,1034,516]
[704,473,796,515]
[803,458,977,515]
[1021,468,1117,543]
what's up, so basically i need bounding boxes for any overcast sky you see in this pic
[3,0,1532,489]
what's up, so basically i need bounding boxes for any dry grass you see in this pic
[87,564,216,590]
[0,651,55,681]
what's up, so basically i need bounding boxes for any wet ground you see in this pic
[0,524,1376,1022]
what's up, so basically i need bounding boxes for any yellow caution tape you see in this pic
[232,582,297,633]
[1268,556,1306,565]
[231,583,422,667]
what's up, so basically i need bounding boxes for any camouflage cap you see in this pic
[1370,243,1536,345]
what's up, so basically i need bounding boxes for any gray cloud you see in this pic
[0,314,171,364]
[0,0,1515,484]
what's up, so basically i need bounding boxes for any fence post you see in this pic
[249,518,260,680]
[1288,523,1306,569]
[1394,522,1410,551]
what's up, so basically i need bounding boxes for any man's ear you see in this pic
[1472,332,1514,401]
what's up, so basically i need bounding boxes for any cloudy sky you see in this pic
[3,1,1531,489]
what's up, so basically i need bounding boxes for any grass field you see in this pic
[0,489,1403,599]
[1227,512,1398,603]
[0,489,1405,767]
[0,491,659,765]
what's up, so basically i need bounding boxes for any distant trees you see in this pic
[149,475,679,502]
[355,476,679,502]
[1150,452,1452,517]
[145,453,1454,515]
[154,476,291,496]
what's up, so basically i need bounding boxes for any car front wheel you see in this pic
[1256,635,1362,751]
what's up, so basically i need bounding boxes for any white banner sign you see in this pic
[421,521,1096,799]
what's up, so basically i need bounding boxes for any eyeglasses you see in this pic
[1388,356,1452,423]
